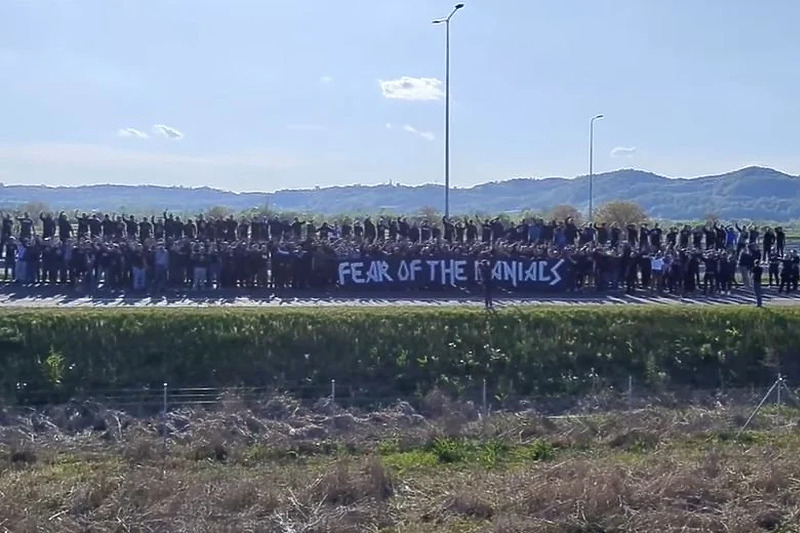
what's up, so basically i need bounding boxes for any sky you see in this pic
[1,0,800,192]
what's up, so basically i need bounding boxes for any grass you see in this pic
[3,396,800,532]
[5,306,800,403]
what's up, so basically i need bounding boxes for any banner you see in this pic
[336,256,566,291]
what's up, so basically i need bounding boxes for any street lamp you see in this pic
[433,3,465,219]
[588,114,604,222]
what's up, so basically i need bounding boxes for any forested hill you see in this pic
[1,166,798,221]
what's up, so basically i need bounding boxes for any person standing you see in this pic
[763,227,775,260]
[752,260,764,308]
[738,247,753,288]
[4,237,17,281]
[779,254,794,294]
[775,226,786,257]
[768,253,780,287]
[702,251,718,296]
[479,258,494,310]
[17,212,34,240]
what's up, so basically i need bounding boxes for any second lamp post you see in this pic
[589,114,604,223]
[433,3,465,219]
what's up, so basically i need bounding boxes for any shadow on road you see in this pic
[0,282,798,307]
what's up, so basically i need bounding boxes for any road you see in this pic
[0,284,796,307]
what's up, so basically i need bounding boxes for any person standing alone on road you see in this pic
[479,258,494,311]
[752,260,764,308]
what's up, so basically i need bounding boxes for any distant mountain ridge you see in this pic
[1,166,799,221]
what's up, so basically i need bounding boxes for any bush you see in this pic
[429,437,469,464]
[1,307,798,403]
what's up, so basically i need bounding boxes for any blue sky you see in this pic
[1,0,799,192]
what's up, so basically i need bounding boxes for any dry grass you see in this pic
[2,396,800,532]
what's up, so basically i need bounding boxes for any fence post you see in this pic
[331,379,336,404]
[777,373,782,426]
[162,382,168,446]
[482,378,488,416]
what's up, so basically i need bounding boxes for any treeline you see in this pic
[2,200,790,233]
[1,307,798,403]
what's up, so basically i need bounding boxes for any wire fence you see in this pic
[8,374,800,419]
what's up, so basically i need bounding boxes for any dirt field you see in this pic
[2,392,800,532]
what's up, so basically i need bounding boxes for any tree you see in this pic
[246,204,273,218]
[548,204,582,224]
[594,201,648,227]
[206,205,232,219]
[520,209,545,221]
[20,201,50,216]
[419,206,439,222]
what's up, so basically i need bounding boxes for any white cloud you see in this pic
[152,124,185,140]
[379,77,443,101]
[117,128,149,139]
[402,124,436,141]
[320,76,333,84]
[611,146,637,158]
[385,123,393,129]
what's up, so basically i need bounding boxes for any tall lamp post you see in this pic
[588,114,604,222]
[433,3,465,219]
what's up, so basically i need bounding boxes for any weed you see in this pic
[478,439,511,466]
[517,439,555,462]
[429,437,469,464]
[381,449,439,472]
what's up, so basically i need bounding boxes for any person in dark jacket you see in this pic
[775,227,786,257]
[479,258,494,310]
[752,261,764,308]
[763,227,775,261]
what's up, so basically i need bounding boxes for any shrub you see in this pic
[430,437,469,464]
[1,307,798,403]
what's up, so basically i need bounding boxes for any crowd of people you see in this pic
[0,210,796,302]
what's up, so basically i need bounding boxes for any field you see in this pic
[2,393,800,532]
[4,306,800,532]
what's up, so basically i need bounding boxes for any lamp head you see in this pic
[455,3,465,8]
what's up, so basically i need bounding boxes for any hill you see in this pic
[1,166,799,221]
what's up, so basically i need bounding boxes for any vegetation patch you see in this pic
[2,400,800,532]
[2,307,800,403]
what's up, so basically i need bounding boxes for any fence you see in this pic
[10,374,799,419]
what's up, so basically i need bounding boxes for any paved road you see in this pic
[0,284,797,307]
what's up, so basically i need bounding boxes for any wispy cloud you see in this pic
[386,122,435,140]
[379,77,443,101]
[402,125,436,141]
[117,128,149,139]
[611,146,637,158]
[320,76,333,84]
[152,124,184,140]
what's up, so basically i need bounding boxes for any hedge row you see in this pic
[0,307,797,402]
